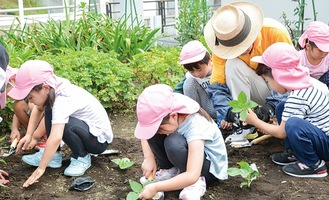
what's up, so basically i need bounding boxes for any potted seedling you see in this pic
[227,161,259,188]
[126,179,164,200]
[112,158,135,169]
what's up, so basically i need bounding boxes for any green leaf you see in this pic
[227,168,241,176]
[129,180,143,193]
[247,100,258,109]
[237,92,247,104]
[126,191,139,200]
[239,110,247,121]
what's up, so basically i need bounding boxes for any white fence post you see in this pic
[18,0,25,29]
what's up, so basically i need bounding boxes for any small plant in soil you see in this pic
[112,158,135,169]
[228,91,258,121]
[227,161,259,188]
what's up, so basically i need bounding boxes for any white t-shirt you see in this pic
[52,80,113,143]
[177,113,228,180]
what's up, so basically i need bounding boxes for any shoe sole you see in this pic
[22,158,62,168]
[283,170,328,178]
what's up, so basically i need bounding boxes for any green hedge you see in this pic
[0,46,184,132]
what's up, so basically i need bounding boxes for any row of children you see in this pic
[134,1,329,200]
[1,1,329,199]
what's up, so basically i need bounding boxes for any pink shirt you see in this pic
[299,50,329,79]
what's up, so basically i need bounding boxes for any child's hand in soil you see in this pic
[0,169,9,185]
[16,134,33,154]
[23,167,45,188]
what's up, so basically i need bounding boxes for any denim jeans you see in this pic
[275,101,329,166]
[147,133,216,185]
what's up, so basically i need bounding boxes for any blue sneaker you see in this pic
[22,149,62,168]
[64,154,91,177]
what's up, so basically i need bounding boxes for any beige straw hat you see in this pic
[204,1,264,59]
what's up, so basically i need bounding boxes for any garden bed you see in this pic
[1,112,329,199]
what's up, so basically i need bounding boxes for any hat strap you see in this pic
[215,10,252,47]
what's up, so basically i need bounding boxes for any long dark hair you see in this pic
[32,83,56,108]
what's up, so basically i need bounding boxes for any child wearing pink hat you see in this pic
[7,60,113,187]
[246,42,329,178]
[299,21,329,87]
[179,40,232,129]
[135,84,228,199]
[3,66,47,150]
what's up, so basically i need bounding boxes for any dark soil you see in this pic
[1,112,329,200]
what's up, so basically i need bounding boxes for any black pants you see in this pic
[147,133,216,185]
[45,108,108,158]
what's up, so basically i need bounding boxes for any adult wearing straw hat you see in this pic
[204,1,292,126]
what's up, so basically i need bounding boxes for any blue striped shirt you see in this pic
[282,87,329,136]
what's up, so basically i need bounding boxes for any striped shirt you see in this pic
[282,87,329,136]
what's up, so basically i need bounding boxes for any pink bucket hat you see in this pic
[8,60,59,100]
[0,66,18,108]
[251,42,312,90]
[298,21,329,52]
[134,84,200,140]
[180,40,207,65]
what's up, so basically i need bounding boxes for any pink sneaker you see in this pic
[140,167,180,184]
[179,176,206,200]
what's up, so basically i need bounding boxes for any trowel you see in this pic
[1,138,18,157]
[229,134,272,148]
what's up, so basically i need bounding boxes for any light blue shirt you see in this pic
[177,113,228,180]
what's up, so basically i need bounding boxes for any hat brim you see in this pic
[134,92,200,140]
[204,2,264,59]
[7,86,33,100]
[180,52,207,65]
[134,118,163,140]
[250,56,264,64]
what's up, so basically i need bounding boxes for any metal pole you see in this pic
[174,0,178,35]
[18,0,25,29]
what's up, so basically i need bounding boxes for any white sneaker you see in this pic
[179,176,206,200]
[140,167,180,184]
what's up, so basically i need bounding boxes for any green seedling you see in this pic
[112,158,135,169]
[126,179,143,200]
[228,91,258,121]
[126,179,161,200]
[227,161,259,188]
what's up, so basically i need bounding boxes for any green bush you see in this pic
[0,46,183,132]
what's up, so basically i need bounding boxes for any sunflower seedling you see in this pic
[112,158,135,169]
[228,91,258,121]
[227,161,259,188]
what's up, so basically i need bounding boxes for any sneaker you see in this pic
[64,154,91,177]
[179,176,206,200]
[271,149,297,166]
[34,141,47,151]
[22,149,62,168]
[140,167,180,184]
[283,160,328,178]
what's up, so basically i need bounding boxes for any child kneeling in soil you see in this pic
[134,84,228,199]
[245,42,329,178]
[7,60,113,187]
[2,66,47,150]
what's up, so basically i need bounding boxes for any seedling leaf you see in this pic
[129,179,143,193]
[112,158,135,169]
[126,191,139,200]
[227,161,260,188]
